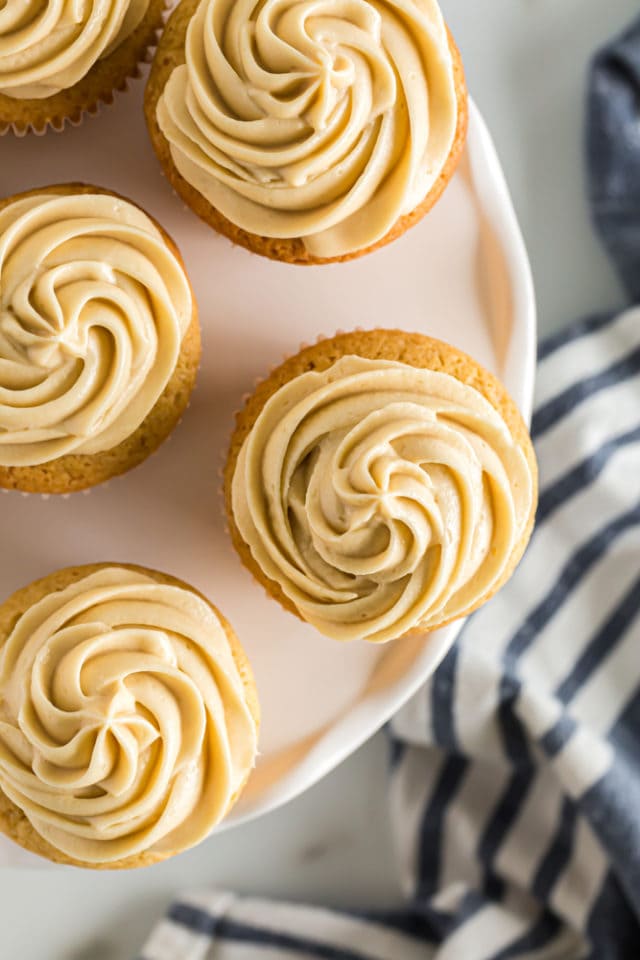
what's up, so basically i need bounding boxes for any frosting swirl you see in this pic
[0,567,258,864]
[232,357,534,643]
[0,192,192,467]
[157,0,459,258]
[0,0,150,99]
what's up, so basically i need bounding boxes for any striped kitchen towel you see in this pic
[139,17,640,960]
[138,305,640,960]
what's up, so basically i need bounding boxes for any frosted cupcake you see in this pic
[0,563,259,868]
[225,330,538,643]
[0,184,199,494]
[0,0,167,134]
[145,0,467,264]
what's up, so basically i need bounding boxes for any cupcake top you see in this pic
[0,567,258,865]
[231,355,535,643]
[0,0,151,99]
[0,189,192,467]
[156,0,459,258]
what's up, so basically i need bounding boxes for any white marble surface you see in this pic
[0,1,637,957]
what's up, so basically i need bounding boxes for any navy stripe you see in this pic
[496,675,530,766]
[355,906,441,943]
[488,911,562,959]
[531,798,579,903]
[581,694,640,916]
[538,715,577,758]
[608,688,640,760]
[475,679,530,895]
[362,891,489,944]
[168,904,389,960]
[168,902,223,938]
[482,871,506,904]
[388,730,407,771]
[414,512,640,936]
[505,499,640,663]
[431,643,462,752]
[531,344,640,438]
[555,572,640,703]
[516,580,638,922]
[431,888,488,938]
[480,507,640,903]
[536,422,640,525]
[416,754,469,899]
[536,311,616,361]
[587,871,640,960]
[476,766,530,887]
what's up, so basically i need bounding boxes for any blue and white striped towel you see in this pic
[139,18,640,960]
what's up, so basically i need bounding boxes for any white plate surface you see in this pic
[0,85,535,859]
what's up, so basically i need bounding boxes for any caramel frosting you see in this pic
[232,357,534,643]
[0,0,150,99]
[156,0,459,258]
[0,568,258,864]
[0,192,192,467]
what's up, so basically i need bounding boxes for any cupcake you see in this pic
[0,184,200,494]
[0,563,259,868]
[225,330,538,644]
[145,0,467,264]
[0,0,167,134]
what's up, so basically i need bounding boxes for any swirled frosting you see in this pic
[0,192,192,467]
[0,567,258,864]
[232,356,534,643]
[156,0,459,258]
[0,0,150,99]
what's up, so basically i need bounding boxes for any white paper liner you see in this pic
[0,4,168,137]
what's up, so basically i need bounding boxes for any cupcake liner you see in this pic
[0,480,103,500]
[0,0,169,136]
[0,481,102,501]
[0,63,144,138]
